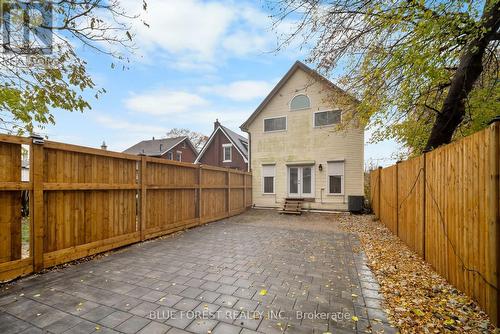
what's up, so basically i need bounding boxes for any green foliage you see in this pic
[0,54,96,134]
[0,0,140,135]
[272,0,499,156]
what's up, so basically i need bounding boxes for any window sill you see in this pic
[262,193,275,195]
[327,193,344,196]
[263,130,287,134]
[313,124,339,129]
[223,160,232,163]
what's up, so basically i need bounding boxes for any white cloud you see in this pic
[222,30,272,56]
[124,90,209,115]
[119,0,284,68]
[200,80,274,101]
[93,114,167,133]
[170,108,250,132]
[128,0,233,58]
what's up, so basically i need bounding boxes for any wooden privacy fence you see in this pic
[370,121,500,326]
[0,133,252,282]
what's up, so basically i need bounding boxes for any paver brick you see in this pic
[0,211,393,334]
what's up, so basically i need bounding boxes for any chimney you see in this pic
[152,136,155,140]
[100,141,107,150]
[214,119,220,131]
[159,144,163,152]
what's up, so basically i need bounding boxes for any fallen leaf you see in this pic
[413,309,425,317]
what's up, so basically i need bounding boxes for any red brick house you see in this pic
[123,136,197,162]
[195,120,248,171]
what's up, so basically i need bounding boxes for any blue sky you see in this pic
[40,0,398,168]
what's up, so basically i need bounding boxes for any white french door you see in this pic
[287,166,314,198]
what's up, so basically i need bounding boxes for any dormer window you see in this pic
[290,94,310,110]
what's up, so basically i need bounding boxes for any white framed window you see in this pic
[176,151,182,162]
[223,143,232,162]
[263,116,287,132]
[327,161,344,195]
[262,164,275,194]
[166,151,173,160]
[314,110,341,127]
[290,94,311,110]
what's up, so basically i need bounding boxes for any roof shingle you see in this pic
[123,136,187,156]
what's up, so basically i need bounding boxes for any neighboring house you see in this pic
[195,120,248,171]
[123,136,198,162]
[21,158,29,182]
[240,61,364,211]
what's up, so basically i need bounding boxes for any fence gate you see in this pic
[0,135,33,281]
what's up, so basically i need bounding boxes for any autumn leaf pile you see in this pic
[337,215,496,333]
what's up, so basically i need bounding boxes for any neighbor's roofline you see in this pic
[239,60,360,131]
[155,136,197,156]
[195,125,248,164]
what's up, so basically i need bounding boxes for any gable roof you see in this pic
[194,124,248,163]
[240,60,359,131]
[221,125,248,158]
[123,136,195,156]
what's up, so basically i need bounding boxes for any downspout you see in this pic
[247,132,251,172]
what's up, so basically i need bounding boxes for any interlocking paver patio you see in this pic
[0,210,396,333]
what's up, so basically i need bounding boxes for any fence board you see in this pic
[144,160,198,237]
[370,168,380,218]
[379,165,398,234]
[370,123,499,326]
[43,148,137,262]
[397,156,424,256]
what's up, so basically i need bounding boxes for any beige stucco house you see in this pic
[240,61,364,211]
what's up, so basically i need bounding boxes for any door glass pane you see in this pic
[302,167,311,194]
[289,168,298,194]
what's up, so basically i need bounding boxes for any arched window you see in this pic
[290,94,310,110]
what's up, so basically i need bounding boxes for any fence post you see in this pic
[198,165,202,223]
[243,173,247,208]
[227,169,231,216]
[422,151,427,260]
[140,156,146,241]
[488,118,500,327]
[378,166,382,219]
[31,136,44,272]
[396,161,400,237]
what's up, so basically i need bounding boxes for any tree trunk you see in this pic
[425,1,500,151]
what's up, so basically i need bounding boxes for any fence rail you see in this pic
[370,121,499,326]
[0,133,252,282]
